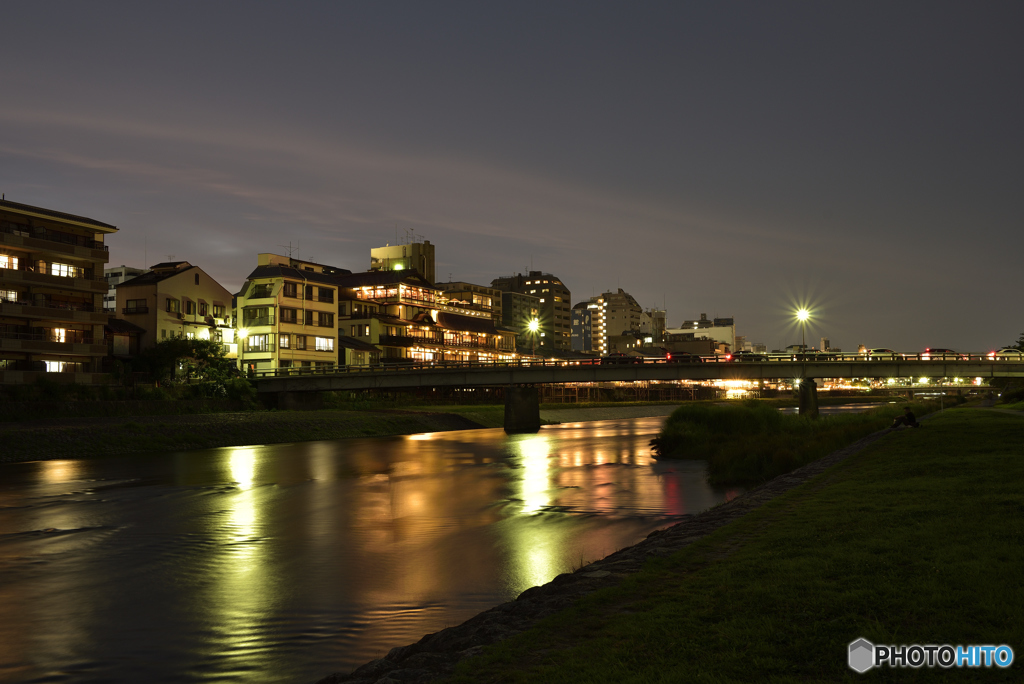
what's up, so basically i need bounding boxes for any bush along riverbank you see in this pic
[649,399,943,485]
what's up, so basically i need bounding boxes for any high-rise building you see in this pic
[1,199,116,383]
[370,239,435,284]
[570,301,592,352]
[490,271,571,353]
[586,288,642,356]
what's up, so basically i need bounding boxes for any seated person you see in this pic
[890,407,920,429]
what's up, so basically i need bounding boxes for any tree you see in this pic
[137,338,234,383]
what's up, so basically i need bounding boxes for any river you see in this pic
[0,415,740,683]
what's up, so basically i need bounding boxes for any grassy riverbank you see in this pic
[444,407,1024,683]
[0,409,491,463]
[651,399,939,485]
[0,402,682,463]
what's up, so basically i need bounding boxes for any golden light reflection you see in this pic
[41,460,81,484]
[230,448,256,490]
[516,435,552,515]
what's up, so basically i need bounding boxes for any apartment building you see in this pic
[586,288,643,356]
[0,199,115,383]
[490,271,571,353]
[115,261,234,353]
[235,253,351,372]
[103,265,146,312]
[570,301,593,352]
[499,291,540,353]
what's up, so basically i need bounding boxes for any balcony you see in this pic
[316,294,334,303]
[242,315,275,327]
[0,265,108,291]
[0,223,109,261]
[1,299,106,325]
[123,306,149,315]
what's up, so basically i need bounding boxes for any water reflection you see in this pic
[0,416,738,683]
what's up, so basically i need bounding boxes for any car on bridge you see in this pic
[988,348,1024,360]
[921,348,967,361]
[665,351,703,363]
[863,348,900,360]
[601,353,644,365]
[728,350,768,361]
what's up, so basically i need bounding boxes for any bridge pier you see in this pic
[504,385,541,434]
[798,377,819,418]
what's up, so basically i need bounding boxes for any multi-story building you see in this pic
[103,265,146,312]
[586,288,643,356]
[115,261,235,354]
[570,301,593,352]
[442,281,502,324]
[666,313,735,351]
[490,271,571,353]
[235,254,350,373]
[370,239,436,284]
[1,199,115,383]
[339,270,516,364]
[499,291,540,354]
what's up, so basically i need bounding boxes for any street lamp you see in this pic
[527,318,539,358]
[796,309,809,359]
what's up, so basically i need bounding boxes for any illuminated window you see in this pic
[279,334,290,349]
[1,290,16,302]
[51,263,73,278]
[315,336,334,351]
[0,255,18,270]
[51,328,66,343]
[166,298,180,313]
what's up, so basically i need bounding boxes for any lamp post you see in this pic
[528,318,539,358]
[796,309,809,359]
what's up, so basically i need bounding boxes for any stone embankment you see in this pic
[316,427,899,684]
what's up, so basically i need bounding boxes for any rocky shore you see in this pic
[315,426,896,684]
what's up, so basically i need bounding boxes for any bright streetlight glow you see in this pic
[238,328,249,339]
[528,318,539,332]
[796,308,810,322]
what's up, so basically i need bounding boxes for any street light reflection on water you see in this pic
[0,416,740,683]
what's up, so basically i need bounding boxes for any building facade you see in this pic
[339,270,516,364]
[490,271,571,353]
[235,254,350,373]
[666,313,735,351]
[103,265,146,312]
[370,239,436,284]
[585,288,643,356]
[570,301,592,352]
[499,291,540,354]
[0,199,115,383]
[115,261,235,355]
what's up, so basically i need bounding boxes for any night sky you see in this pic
[2,2,1021,353]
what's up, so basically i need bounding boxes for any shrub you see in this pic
[651,399,937,485]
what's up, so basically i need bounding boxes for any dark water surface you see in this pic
[0,417,740,683]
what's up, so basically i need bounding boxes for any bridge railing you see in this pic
[249,351,1020,379]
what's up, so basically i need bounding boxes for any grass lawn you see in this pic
[444,408,1024,682]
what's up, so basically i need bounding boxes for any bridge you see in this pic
[254,353,1024,432]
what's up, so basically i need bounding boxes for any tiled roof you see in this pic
[336,270,435,289]
[244,264,347,287]
[115,264,197,287]
[106,317,146,334]
[437,312,498,335]
[336,336,381,353]
[0,199,117,230]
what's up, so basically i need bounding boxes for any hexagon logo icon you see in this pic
[849,638,875,673]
